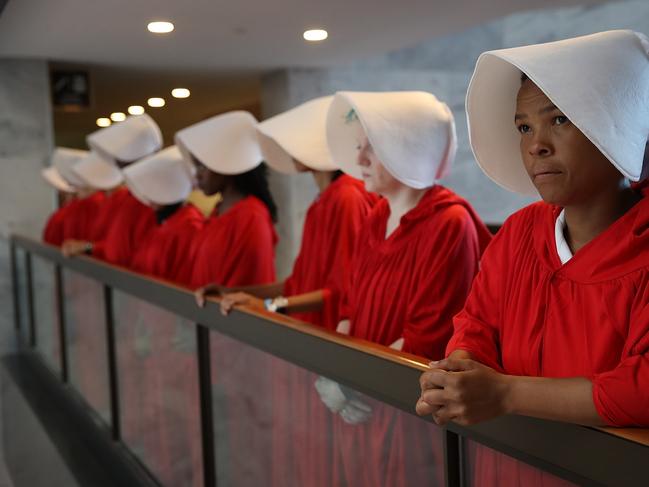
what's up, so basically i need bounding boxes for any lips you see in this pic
[532,164,563,181]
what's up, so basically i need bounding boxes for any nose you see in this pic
[357,153,370,167]
[528,130,553,158]
[356,144,371,168]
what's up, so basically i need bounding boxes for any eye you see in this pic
[553,115,568,125]
[516,124,531,134]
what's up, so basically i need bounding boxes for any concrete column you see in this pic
[0,59,54,338]
[0,59,54,239]
[261,71,319,280]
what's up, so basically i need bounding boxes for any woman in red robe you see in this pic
[48,147,107,243]
[57,117,163,474]
[124,145,205,284]
[174,111,278,288]
[41,148,90,245]
[61,114,163,265]
[321,91,491,487]
[42,191,74,245]
[416,30,649,486]
[121,146,206,487]
[176,111,278,487]
[214,97,378,487]
[216,96,377,327]
[61,190,106,242]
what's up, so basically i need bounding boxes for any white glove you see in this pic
[336,320,351,335]
[314,376,347,413]
[134,317,152,358]
[172,319,196,354]
[340,398,373,424]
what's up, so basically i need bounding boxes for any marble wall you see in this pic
[262,0,649,277]
[0,59,53,484]
[0,59,54,340]
[0,60,54,239]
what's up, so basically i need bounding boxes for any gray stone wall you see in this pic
[262,0,649,277]
[0,59,54,343]
[0,60,54,239]
[0,59,53,484]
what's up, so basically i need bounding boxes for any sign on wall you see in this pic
[50,70,90,111]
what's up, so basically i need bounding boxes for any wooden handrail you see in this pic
[11,234,649,487]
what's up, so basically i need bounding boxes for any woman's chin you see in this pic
[536,188,569,207]
[362,179,376,193]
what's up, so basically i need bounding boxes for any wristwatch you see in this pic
[264,296,289,313]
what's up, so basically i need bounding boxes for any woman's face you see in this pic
[356,137,401,195]
[515,80,625,206]
[191,154,226,196]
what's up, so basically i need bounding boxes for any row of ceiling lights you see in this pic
[96,21,327,128]
[146,21,328,42]
[95,88,191,127]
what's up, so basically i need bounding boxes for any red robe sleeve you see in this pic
[335,197,381,324]
[93,194,156,266]
[61,202,84,242]
[220,210,277,287]
[319,189,375,329]
[43,207,68,246]
[445,217,512,371]
[159,207,204,285]
[403,205,483,358]
[87,189,128,258]
[175,244,198,288]
[592,273,649,426]
[161,233,190,284]
[91,240,107,259]
[62,192,105,241]
[336,224,365,324]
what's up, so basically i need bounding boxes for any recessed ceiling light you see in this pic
[147,97,166,108]
[147,21,174,34]
[110,112,126,122]
[96,118,111,127]
[303,29,328,42]
[128,105,145,115]
[171,88,190,99]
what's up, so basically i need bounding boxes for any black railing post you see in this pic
[9,240,20,332]
[444,429,462,487]
[104,285,121,441]
[197,324,216,487]
[55,265,69,382]
[25,252,36,348]
[458,434,467,487]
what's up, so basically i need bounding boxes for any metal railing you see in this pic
[8,234,649,487]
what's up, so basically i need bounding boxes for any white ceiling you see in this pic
[0,0,602,71]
